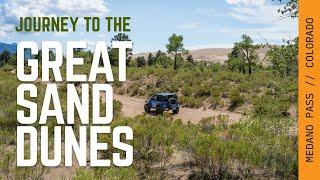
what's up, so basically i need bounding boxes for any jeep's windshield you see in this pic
[157,95,166,102]
[154,94,178,101]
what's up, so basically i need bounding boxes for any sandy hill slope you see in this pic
[134,47,269,64]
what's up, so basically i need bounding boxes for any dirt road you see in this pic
[108,94,242,124]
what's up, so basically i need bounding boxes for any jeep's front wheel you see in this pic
[156,104,163,115]
[173,107,179,114]
[144,104,150,113]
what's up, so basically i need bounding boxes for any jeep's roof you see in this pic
[155,92,176,96]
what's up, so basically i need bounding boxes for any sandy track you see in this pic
[110,94,242,124]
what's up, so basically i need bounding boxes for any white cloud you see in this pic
[194,8,224,17]
[0,30,6,37]
[0,24,14,37]
[55,0,109,17]
[178,22,200,29]
[218,20,297,44]
[229,5,281,24]
[223,0,297,43]
[225,0,280,24]
[226,0,266,6]
[0,0,109,36]
[231,7,257,16]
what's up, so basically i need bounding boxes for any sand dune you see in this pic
[133,47,269,63]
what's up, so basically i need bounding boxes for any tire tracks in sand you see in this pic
[101,93,242,124]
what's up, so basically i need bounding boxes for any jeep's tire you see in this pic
[173,107,179,114]
[156,104,163,115]
[144,104,150,113]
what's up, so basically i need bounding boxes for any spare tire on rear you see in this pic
[168,98,177,108]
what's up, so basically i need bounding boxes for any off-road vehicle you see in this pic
[144,93,179,114]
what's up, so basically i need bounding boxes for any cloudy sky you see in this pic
[0,0,297,53]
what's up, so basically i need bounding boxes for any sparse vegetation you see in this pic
[0,27,297,180]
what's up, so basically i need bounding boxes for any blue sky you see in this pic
[0,0,297,53]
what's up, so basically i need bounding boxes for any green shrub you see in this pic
[229,89,245,109]
[195,85,211,97]
[186,134,233,179]
[253,95,290,117]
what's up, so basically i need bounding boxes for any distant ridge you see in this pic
[0,42,17,53]
[0,42,33,60]
[133,47,269,63]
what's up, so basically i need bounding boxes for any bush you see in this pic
[130,115,175,178]
[195,85,211,97]
[179,96,204,108]
[187,134,233,179]
[229,89,245,109]
[136,56,147,67]
[74,167,137,180]
[253,95,290,118]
